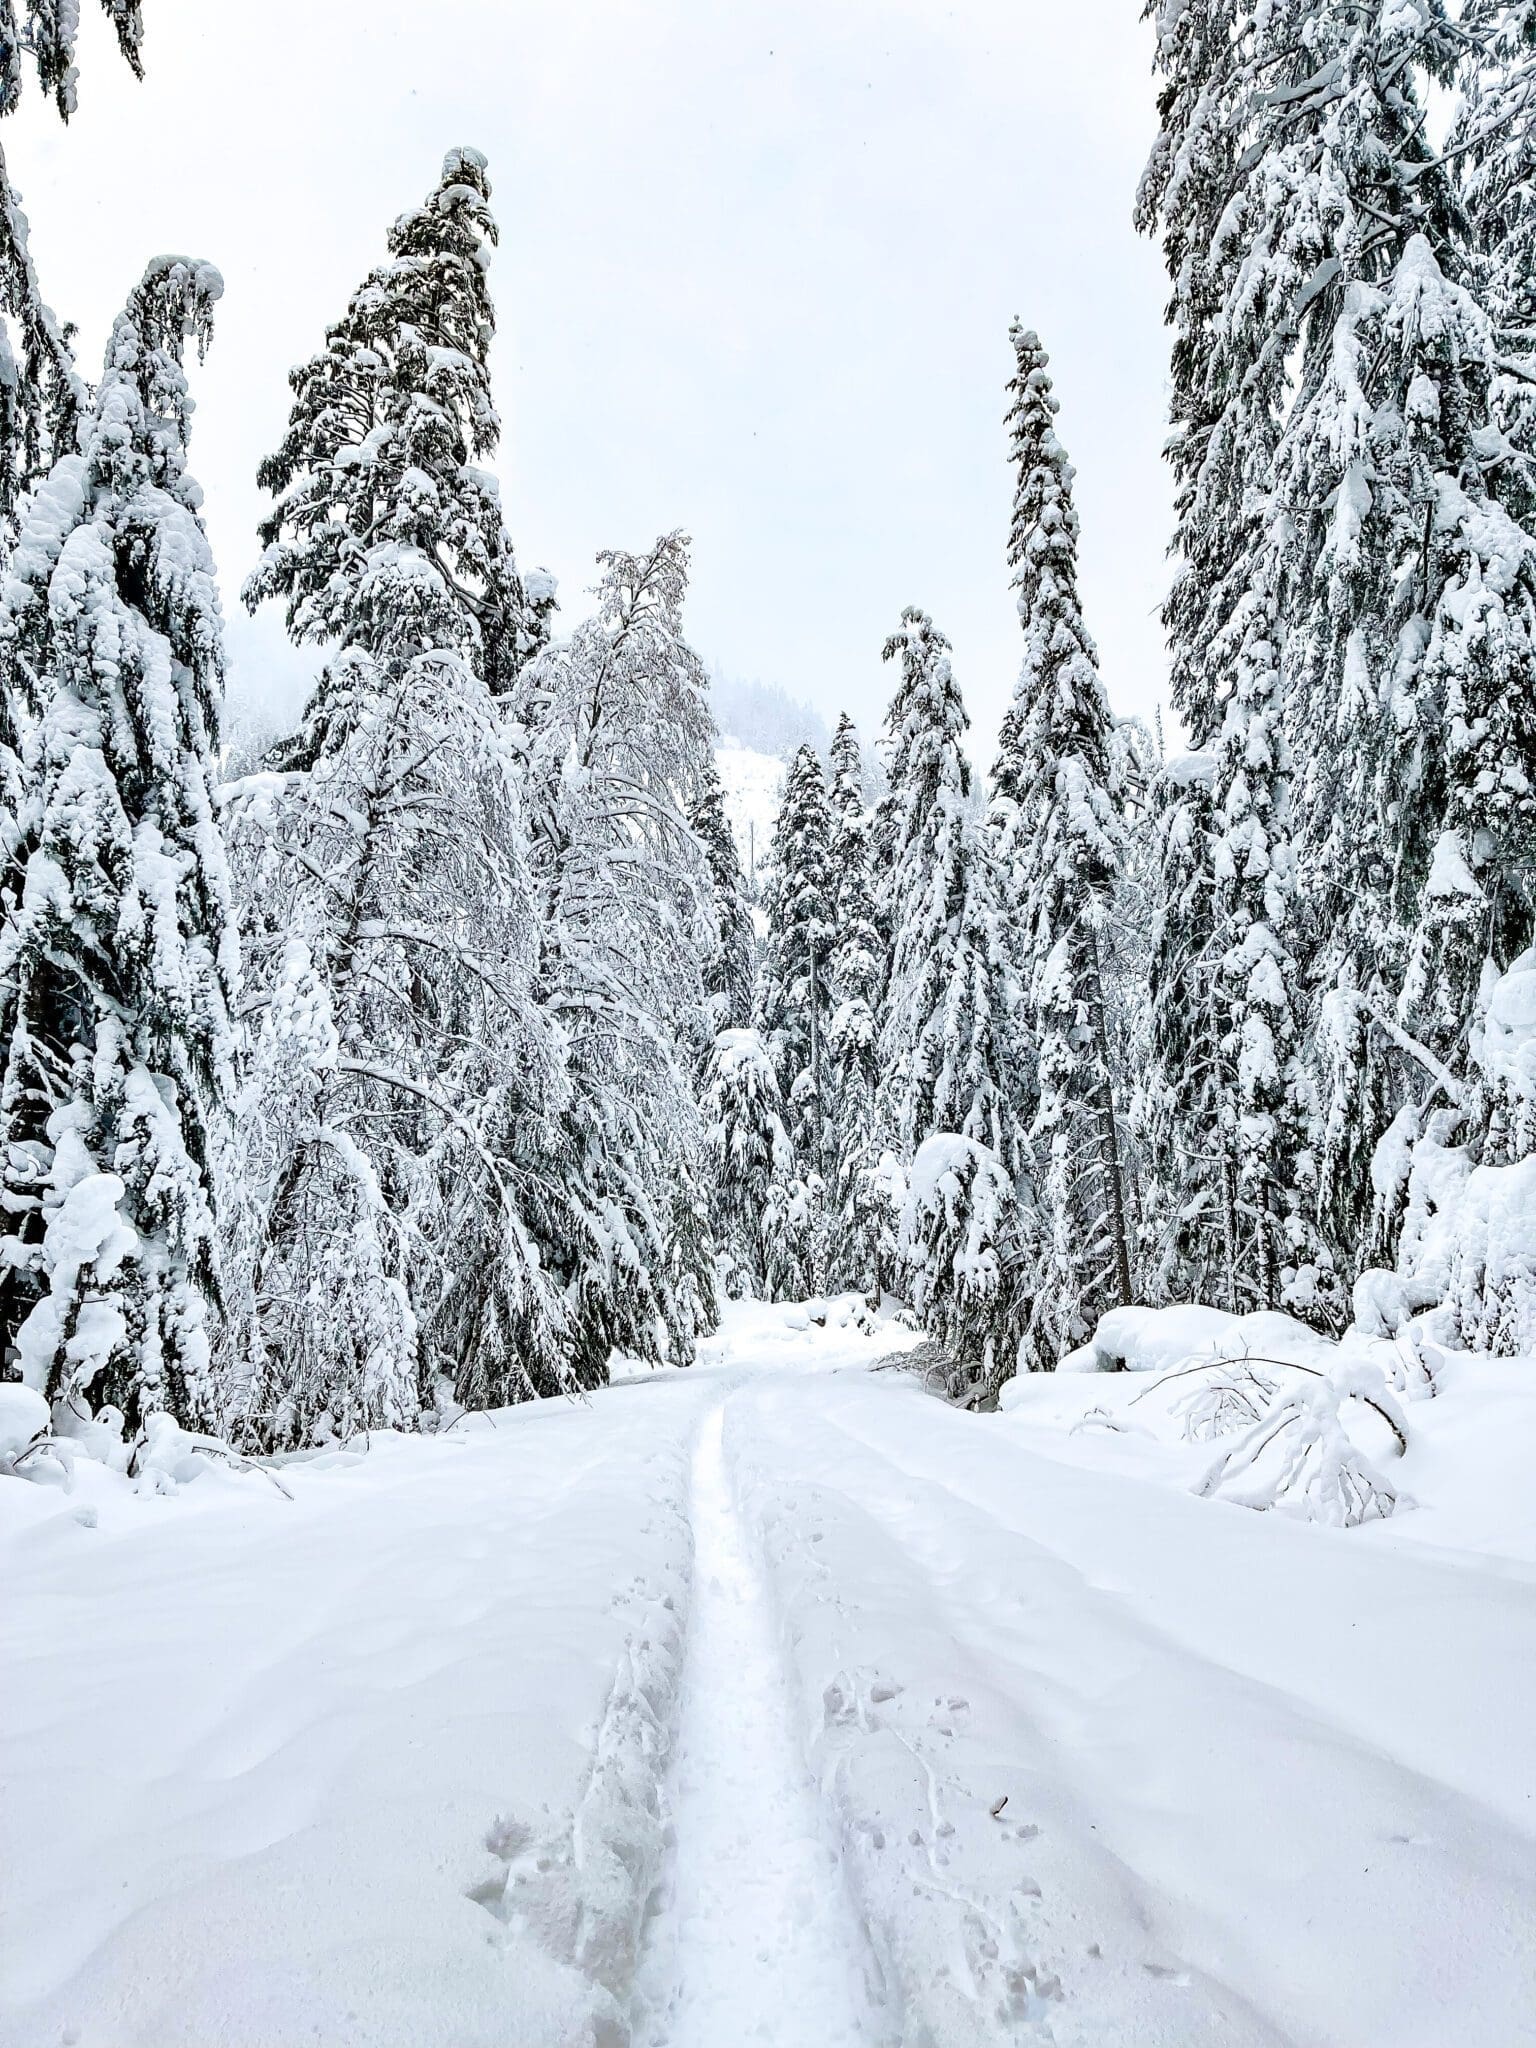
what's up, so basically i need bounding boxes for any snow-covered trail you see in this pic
[630,1402,888,2045]
[2,1304,1532,2048]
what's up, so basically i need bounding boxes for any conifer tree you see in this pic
[1136,753,1238,1307]
[757,742,834,1174]
[878,610,1011,1162]
[0,257,236,1430]
[246,146,546,712]
[825,712,887,1296]
[229,151,566,1441]
[1138,3,1536,1305]
[991,329,1131,1361]
[1453,1,1536,528]
[703,1026,799,1299]
[690,754,755,1036]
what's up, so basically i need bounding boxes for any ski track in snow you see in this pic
[631,1400,889,2048]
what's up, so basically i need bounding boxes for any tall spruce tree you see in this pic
[228,151,566,1442]
[825,712,887,1296]
[991,329,1131,1362]
[878,610,1011,1161]
[246,146,546,712]
[1138,2,1536,1311]
[0,257,236,1431]
[757,742,835,1176]
[690,753,755,1037]
[878,609,1018,1374]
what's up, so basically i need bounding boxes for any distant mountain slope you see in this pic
[713,737,785,885]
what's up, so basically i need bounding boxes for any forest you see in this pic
[0,0,1532,1485]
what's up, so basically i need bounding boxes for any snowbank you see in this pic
[1001,1300,1536,1561]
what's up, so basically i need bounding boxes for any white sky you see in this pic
[9,0,1175,758]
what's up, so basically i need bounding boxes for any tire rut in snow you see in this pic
[630,1400,891,2047]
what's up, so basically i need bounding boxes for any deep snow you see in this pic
[2,1299,1532,2047]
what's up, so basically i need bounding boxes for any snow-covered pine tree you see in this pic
[898,1133,1013,1389]
[0,256,237,1434]
[245,146,547,715]
[2,1,148,121]
[690,752,755,1037]
[0,1,159,525]
[229,150,567,1441]
[1236,8,1536,1277]
[1138,2,1536,1309]
[521,532,720,1378]
[991,329,1130,1365]
[1135,752,1240,1307]
[0,3,161,1274]
[878,610,1012,1162]
[702,1026,803,1299]
[825,711,887,1297]
[758,741,835,1180]
[877,610,1020,1376]
[1455,1,1536,531]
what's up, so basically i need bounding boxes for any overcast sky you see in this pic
[9,0,1174,758]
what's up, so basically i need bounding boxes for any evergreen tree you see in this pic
[1137,4,1536,1307]
[825,712,887,1296]
[228,151,567,1441]
[690,753,755,1036]
[991,329,1131,1363]
[878,609,1011,1162]
[1,2,148,122]
[0,257,236,1431]
[898,1133,1014,1390]
[246,146,547,713]
[1136,753,1238,1307]
[703,1026,800,1299]
[757,742,834,1175]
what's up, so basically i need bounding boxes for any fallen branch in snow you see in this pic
[1187,1361,1411,1527]
[185,1443,296,1501]
[1133,1355,1409,1454]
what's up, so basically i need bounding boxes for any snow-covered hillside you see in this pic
[712,736,785,883]
[2,1301,1531,2048]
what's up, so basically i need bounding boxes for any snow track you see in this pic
[631,1400,890,2047]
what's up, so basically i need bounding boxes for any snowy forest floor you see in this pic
[2,1303,1533,2048]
